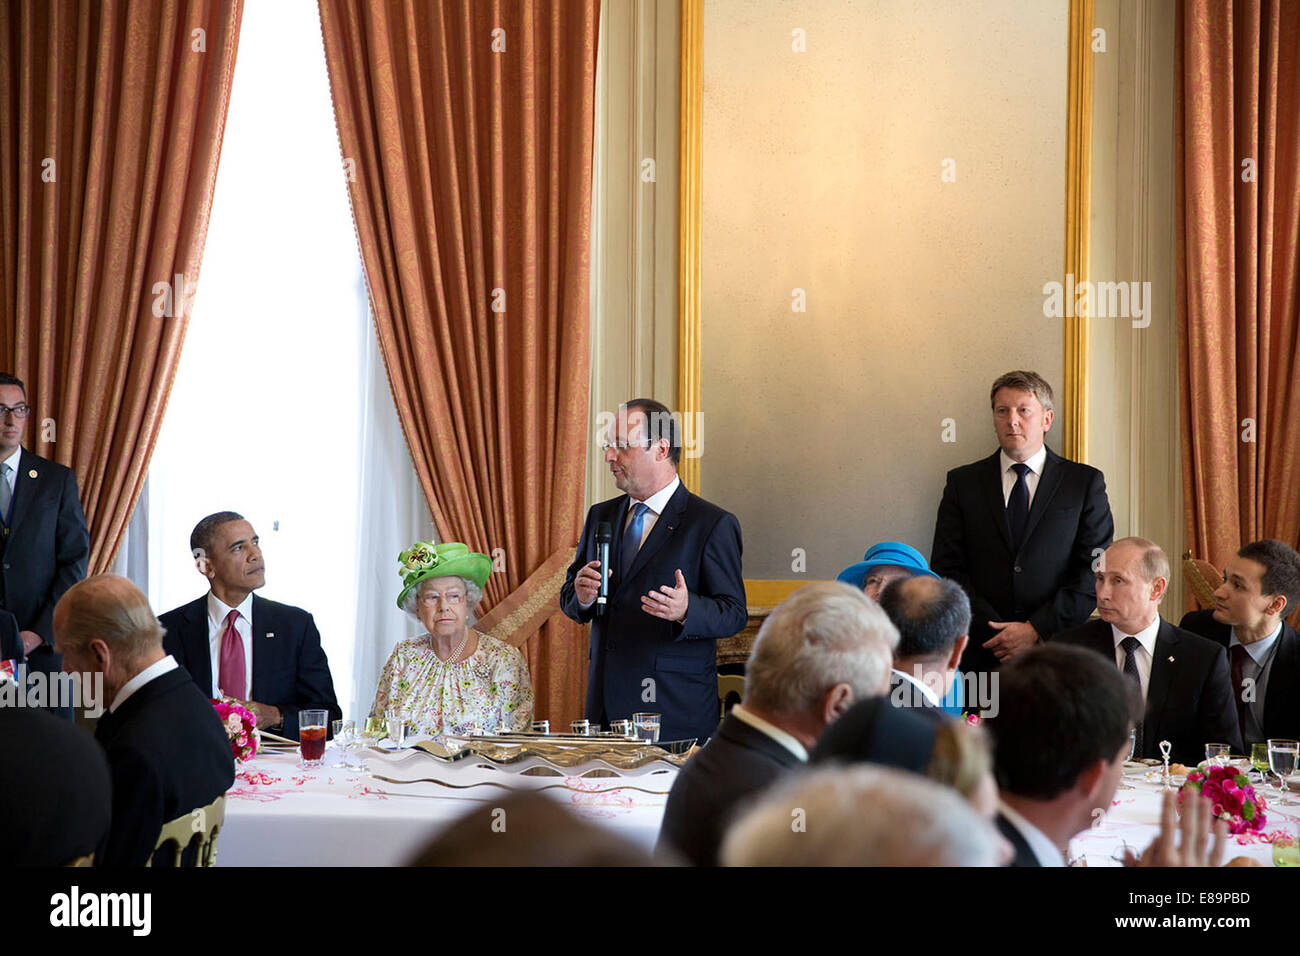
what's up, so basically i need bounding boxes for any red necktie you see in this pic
[218,609,246,699]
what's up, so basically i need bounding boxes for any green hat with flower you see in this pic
[396,541,492,610]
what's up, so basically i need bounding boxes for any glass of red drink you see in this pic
[299,709,329,767]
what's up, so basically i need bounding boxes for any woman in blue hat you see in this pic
[371,542,534,735]
[837,541,965,717]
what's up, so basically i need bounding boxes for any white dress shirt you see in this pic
[207,591,254,698]
[731,703,808,761]
[110,655,179,713]
[891,667,942,707]
[1110,616,1160,699]
[998,798,1066,867]
[999,446,1047,507]
[625,475,681,550]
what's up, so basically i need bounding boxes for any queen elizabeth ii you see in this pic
[371,542,533,735]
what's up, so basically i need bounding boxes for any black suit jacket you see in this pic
[0,702,111,865]
[1054,617,1242,764]
[0,449,89,704]
[0,608,22,663]
[996,812,1042,867]
[931,447,1113,675]
[1179,608,1300,744]
[657,711,802,866]
[810,695,943,770]
[561,481,746,743]
[94,666,235,866]
[159,593,342,739]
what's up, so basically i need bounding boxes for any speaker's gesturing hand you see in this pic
[642,569,689,623]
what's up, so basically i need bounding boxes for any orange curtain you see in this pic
[0,0,243,572]
[1177,0,1300,588]
[319,0,599,725]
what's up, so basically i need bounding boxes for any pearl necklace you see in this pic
[432,628,472,666]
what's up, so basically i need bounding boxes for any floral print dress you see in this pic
[371,632,534,735]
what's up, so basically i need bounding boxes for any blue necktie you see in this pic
[1007,462,1031,548]
[620,502,649,578]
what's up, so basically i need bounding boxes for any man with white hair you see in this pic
[55,574,234,866]
[656,581,897,866]
[720,764,1005,866]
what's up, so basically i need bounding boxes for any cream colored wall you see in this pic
[700,0,1069,579]
[587,0,680,508]
[1088,0,1185,612]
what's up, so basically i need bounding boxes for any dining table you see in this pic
[1069,760,1300,867]
[218,737,679,866]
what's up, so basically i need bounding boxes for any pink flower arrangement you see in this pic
[964,713,982,726]
[1178,764,1267,835]
[211,697,260,763]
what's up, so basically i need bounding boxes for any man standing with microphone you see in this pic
[561,400,746,744]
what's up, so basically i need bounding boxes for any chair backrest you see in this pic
[1182,551,1222,610]
[150,794,226,868]
[718,674,745,718]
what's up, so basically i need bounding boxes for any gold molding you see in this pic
[745,579,818,608]
[1064,0,1094,462]
[677,0,703,493]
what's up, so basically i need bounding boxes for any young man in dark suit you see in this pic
[0,373,90,717]
[1179,539,1300,747]
[657,582,896,866]
[55,574,234,867]
[930,370,1113,674]
[561,399,747,744]
[158,511,341,740]
[1055,537,1241,765]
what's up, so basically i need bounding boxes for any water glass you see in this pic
[610,719,633,737]
[532,719,550,735]
[385,707,408,747]
[570,719,590,736]
[1268,738,1298,804]
[299,709,328,767]
[1204,742,1231,766]
[632,712,660,744]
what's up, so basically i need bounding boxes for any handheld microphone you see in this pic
[595,522,612,616]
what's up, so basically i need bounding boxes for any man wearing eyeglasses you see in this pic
[0,373,90,718]
[561,399,746,744]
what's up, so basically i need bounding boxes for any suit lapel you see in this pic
[979,452,1013,552]
[1143,620,1178,755]
[182,597,214,695]
[250,595,271,699]
[625,483,688,584]
[1019,448,1065,547]
[7,450,42,536]
[1265,623,1299,731]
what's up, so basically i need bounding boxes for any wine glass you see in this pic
[331,719,355,768]
[1267,738,1298,804]
[1204,742,1231,767]
[1127,730,1137,762]
[1250,742,1270,780]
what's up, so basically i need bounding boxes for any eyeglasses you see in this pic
[599,439,652,453]
[0,404,31,419]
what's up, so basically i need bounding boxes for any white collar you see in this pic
[208,590,254,627]
[110,655,179,713]
[1109,615,1161,656]
[891,667,941,706]
[634,475,680,516]
[731,704,808,762]
[1,445,20,475]
[1230,621,1283,663]
[999,445,1047,477]
[997,798,1066,867]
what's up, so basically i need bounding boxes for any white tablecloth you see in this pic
[218,744,677,866]
[1070,764,1300,866]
